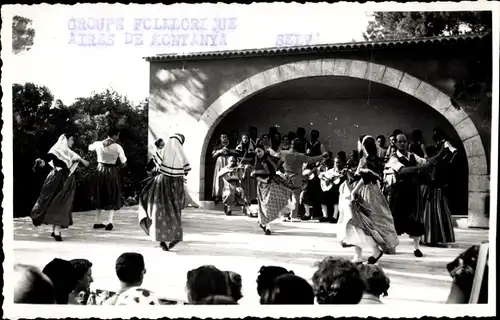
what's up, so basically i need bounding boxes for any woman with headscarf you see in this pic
[251,144,295,235]
[31,134,89,241]
[235,133,258,204]
[138,133,191,251]
[211,132,232,203]
[337,135,399,264]
[420,127,457,246]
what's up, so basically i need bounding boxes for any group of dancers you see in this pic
[29,124,458,262]
[208,126,458,263]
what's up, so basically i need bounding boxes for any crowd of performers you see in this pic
[29,124,458,263]
[209,126,458,263]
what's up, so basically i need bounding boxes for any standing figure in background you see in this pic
[249,127,259,146]
[295,127,308,154]
[138,133,191,251]
[218,156,252,217]
[271,131,282,154]
[235,133,258,204]
[279,135,291,152]
[384,134,398,163]
[376,135,387,160]
[88,128,127,231]
[318,155,347,223]
[211,133,232,203]
[229,130,240,149]
[31,133,89,241]
[251,144,294,235]
[305,129,324,218]
[409,129,429,159]
[261,134,278,156]
[420,128,457,246]
[385,133,434,257]
[347,150,359,170]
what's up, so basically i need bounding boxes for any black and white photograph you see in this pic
[1,2,497,319]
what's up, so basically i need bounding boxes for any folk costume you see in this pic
[138,133,191,251]
[235,135,258,203]
[88,135,127,230]
[211,137,232,202]
[218,158,251,216]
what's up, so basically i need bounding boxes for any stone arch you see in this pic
[197,59,489,227]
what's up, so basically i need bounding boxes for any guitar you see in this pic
[320,168,347,191]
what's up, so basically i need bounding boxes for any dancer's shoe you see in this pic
[160,242,169,251]
[168,240,181,250]
[54,234,63,242]
[367,251,383,264]
[93,223,106,229]
[414,249,423,257]
[105,223,113,231]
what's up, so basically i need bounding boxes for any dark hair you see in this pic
[115,253,145,284]
[291,138,302,151]
[357,264,390,297]
[186,265,228,304]
[261,133,270,140]
[154,138,164,148]
[69,259,92,282]
[311,130,320,139]
[256,265,293,296]
[224,271,243,302]
[107,127,120,137]
[197,295,237,305]
[260,274,314,305]
[296,127,306,137]
[433,127,448,143]
[14,264,56,304]
[362,136,378,158]
[42,258,79,304]
[337,151,347,163]
[287,131,297,140]
[411,129,423,143]
[376,135,386,143]
[392,129,403,137]
[312,257,365,304]
[249,126,258,133]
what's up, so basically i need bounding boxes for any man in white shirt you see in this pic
[88,128,127,231]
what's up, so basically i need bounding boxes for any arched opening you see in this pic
[203,76,469,214]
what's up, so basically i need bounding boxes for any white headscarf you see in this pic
[48,134,79,170]
[159,133,191,177]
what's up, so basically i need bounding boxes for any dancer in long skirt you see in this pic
[218,156,252,216]
[251,144,294,235]
[88,128,127,231]
[138,133,191,251]
[385,133,438,257]
[31,134,89,241]
[421,128,457,246]
[211,133,232,203]
[337,135,399,264]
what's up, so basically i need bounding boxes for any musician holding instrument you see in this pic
[218,156,253,217]
[235,133,258,204]
[318,154,347,223]
[211,133,233,203]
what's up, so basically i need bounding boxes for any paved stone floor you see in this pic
[13,206,490,306]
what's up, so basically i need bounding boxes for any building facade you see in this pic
[145,34,492,228]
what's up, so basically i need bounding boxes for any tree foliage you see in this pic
[12,15,36,54]
[13,83,148,217]
[363,12,492,41]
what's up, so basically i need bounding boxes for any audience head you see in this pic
[357,264,390,298]
[376,135,386,148]
[256,265,293,296]
[197,295,238,305]
[395,133,408,152]
[224,271,243,302]
[107,127,121,140]
[260,274,315,305]
[312,257,365,304]
[42,258,79,304]
[14,264,56,304]
[115,253,146,287]
[69,259,93,293]
[220,132,229,144]
[186,265,229,304]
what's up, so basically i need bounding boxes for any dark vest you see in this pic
[306,141,322,156]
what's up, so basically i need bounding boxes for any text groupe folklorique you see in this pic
[67,17,237,47]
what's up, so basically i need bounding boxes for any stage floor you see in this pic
[13,206,489,305]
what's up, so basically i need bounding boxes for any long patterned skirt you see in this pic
[31,169,68,227]
[421,184,456,245]
[389,180,425,237]
[337,181,399,252]
[44,175,76,228]
[138,174,185,242]
[257,179,294,226]
[212,156,229,200]
[93,163,122,210]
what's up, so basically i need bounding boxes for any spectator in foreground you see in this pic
[14,264,56,304]
[68,259,94,305]
[311,257,365,304]
[224,270,243,303]
[256,265,293,297]
[357,264,390,304]
[186,265,232,304]
[103,252,147,305]
[114,287,161,305]
[260,274,315,305]
[42,258,79,304]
